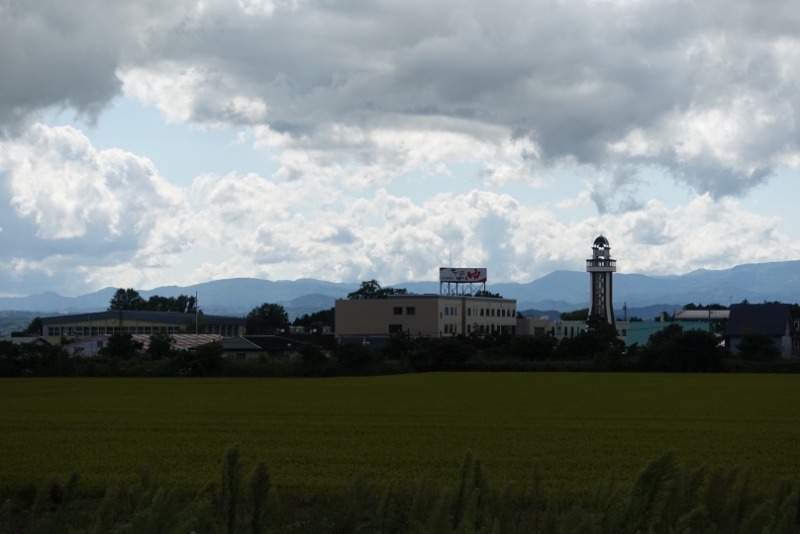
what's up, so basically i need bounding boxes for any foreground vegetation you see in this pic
[4,446,800,533]
[2,374,800,496]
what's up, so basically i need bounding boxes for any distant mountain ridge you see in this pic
[1,260,799,318]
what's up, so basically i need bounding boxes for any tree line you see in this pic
[108,288,198,313]
[4,315,798,378]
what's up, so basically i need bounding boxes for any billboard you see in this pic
[439,268,487,283]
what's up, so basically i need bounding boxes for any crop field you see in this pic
[2,373,800,498]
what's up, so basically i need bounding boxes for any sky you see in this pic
[2,0,800,297]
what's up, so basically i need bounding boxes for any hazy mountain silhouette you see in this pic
[1,260,798,318]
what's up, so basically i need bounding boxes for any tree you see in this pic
[507,335,558,361]
[292,307,334,331]
[736,333,781,362]
[560,308,589,321]
[683,303,727,311]
[99,334,144,359]
[109,289,198,313]
[474,289,503,298]
[639,324,723,372]
[24,316,43,335]
[556,318,624,361]
[145,294,198,313]
[108,288,146,311]
[147,333,175,359]
[347,280,408,300]
[246,303,289,334]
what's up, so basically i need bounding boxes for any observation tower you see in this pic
[586,235,616,327]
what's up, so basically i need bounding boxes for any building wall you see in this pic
[41,311,245,344]
[44,320,185,344]
[335,295,517,339]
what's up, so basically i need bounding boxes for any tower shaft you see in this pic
[586,236,616,327]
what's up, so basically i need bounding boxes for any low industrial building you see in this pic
[40,310,245,345]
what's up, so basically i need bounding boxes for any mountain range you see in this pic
[1,260,799,319]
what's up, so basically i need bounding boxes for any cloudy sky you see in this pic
[2,0,800,297]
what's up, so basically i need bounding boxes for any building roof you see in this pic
[336,294,516,303]
[0,336,49,345]
[674,309,730,321]
[220,335,316,352]
[131,334,223,351]
[62,334,224,352]
[593,235,610,247]
[41,310,244,326]
[726,303,792,337]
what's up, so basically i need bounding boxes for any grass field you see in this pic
[2,373,800,497]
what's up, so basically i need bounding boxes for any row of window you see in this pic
[47,325,183,336]
[48,324,241,337]
[391,323,515,336]
[444,324,515,335]
[467,308,515,318]
[392,304,515,318]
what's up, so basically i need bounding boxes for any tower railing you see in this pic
[586,259,616,271]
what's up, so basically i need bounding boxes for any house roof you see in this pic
[726,303,792,337]
[0,336,49,345]
[131,334,223,351]
[220,335,314,351]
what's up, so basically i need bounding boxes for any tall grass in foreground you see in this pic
[2,446,799,533]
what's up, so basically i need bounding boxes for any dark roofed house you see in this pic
[726,303,795,359]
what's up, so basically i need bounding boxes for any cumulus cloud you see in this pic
[1,0,800,295]
[3,0,800,203]
[0,124,192,294]
[0,124,798,295]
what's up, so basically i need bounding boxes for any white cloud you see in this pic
[1,0,800,296]
[0,123,194,293]
[0,122,798,296]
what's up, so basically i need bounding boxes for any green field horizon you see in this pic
[2,373,799,497]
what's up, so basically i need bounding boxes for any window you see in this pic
[393,307,403,315]
[406,306,416,315]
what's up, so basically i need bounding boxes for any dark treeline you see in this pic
[4,446,800,534]
[4,320,800,378]
[108,288,197,313]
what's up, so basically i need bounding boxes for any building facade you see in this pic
[40,310,245,344]
[335,294,517,341]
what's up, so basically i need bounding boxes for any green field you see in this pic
[2,373,799,497]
